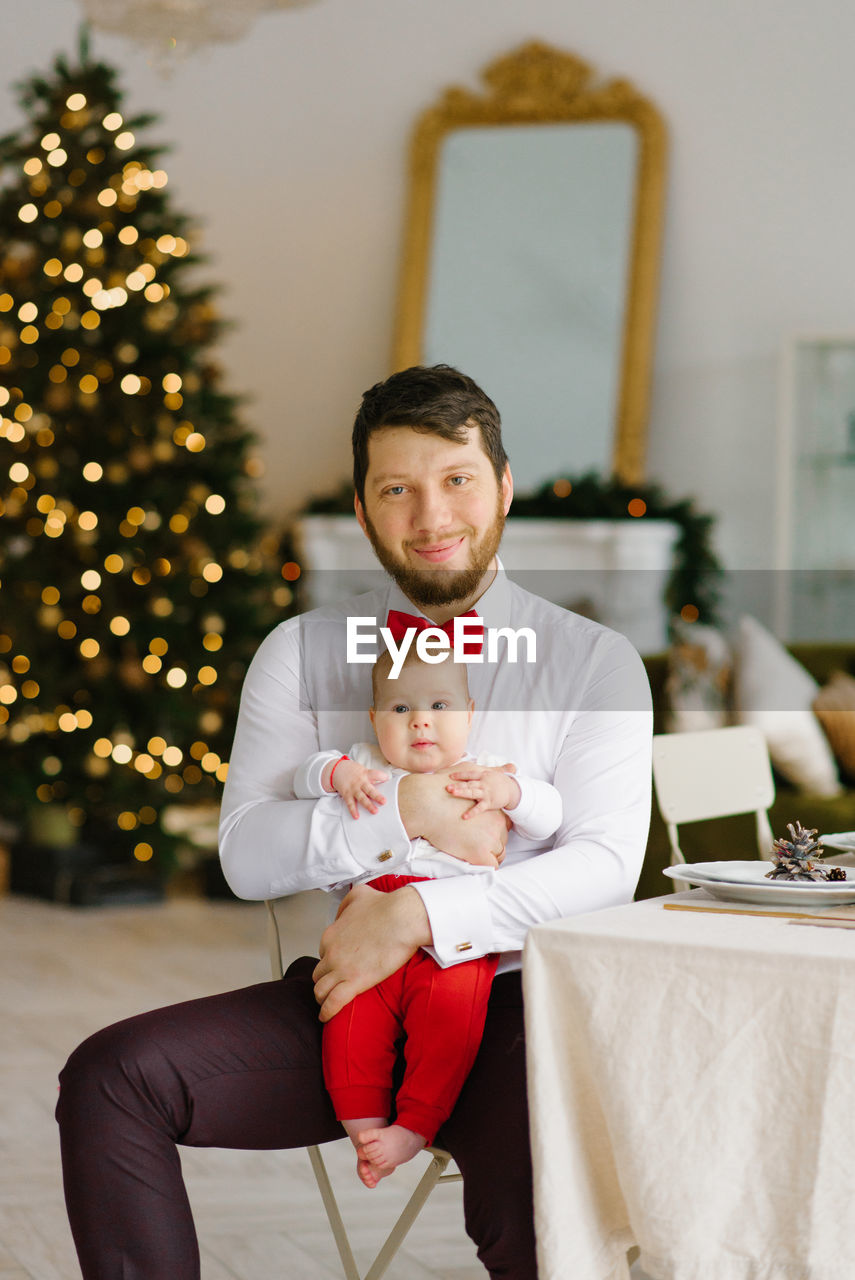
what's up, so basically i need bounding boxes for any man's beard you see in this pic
[363,496,506,609]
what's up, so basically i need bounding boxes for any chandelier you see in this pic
[78,0,320,55]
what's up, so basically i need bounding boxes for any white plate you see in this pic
[821,831,855,852]
[663,861,855,906]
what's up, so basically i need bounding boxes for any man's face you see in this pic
[354,425,513,610]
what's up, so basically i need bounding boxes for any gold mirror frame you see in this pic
[392,41,668,486]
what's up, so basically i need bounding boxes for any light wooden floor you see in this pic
[0,888,486,1280]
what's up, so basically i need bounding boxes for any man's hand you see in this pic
[312,884,431,1022]
[398,772,510,868]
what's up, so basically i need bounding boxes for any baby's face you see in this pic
[370,662,473,773]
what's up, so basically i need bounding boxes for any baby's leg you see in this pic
[322,972,407,1187]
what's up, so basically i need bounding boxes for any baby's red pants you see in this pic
[322,874,499,1144]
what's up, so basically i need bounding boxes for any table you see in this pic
[523,889,855,1280]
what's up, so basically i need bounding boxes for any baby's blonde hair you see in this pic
[371,647,470,705]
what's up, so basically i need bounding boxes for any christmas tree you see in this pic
[0,33,295,881]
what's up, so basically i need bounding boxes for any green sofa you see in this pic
[636,643,855,901]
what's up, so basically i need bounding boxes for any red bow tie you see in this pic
[385,609,483,656]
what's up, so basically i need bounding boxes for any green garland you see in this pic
[302,472,723,631]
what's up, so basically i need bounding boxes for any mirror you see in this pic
[392,42,667,487]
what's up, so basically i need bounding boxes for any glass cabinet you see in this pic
[776,335,855,640]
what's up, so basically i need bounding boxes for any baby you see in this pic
[294,646,561,1187]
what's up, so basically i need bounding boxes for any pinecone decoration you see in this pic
[826,866,848,881]
[766,822,830,881]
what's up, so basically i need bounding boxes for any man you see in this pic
[57,365,652,1279]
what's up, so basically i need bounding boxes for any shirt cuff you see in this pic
[341,772,412,875]
[410,873,495,966]
[503,774,536,827]
[294,751,338,799]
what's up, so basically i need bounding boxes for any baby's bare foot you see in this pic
[356,1124,426,1186]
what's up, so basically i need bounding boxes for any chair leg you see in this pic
[362,1149,453,1280]
[309,1143,460,1280]
[307,1145,362,1280]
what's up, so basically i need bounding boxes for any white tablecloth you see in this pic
[523,890,855,1280]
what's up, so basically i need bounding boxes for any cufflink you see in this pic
[378,850,393,863]
[455,942,473,953]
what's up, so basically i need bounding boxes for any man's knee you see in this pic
[57,1016,186,1136]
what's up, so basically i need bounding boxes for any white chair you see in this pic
[265,900,463,1280]
[652,724,776,873]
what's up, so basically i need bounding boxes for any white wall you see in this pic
[3,0,854,569]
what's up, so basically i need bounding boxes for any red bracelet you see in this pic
[329,754,349,788]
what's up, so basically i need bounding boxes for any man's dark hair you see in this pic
[352,364,507,504]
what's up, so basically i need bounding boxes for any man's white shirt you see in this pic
[293,742,563,878]
[218,562,653,972]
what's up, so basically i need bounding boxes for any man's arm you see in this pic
[408,633,653,966]
[218,622,407,899]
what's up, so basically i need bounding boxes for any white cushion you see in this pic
[734,615,841,796]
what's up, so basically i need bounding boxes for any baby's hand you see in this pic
[324,758,389,819]
[445,763,521,821]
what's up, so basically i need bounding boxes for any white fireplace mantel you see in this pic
[295,516,679,655]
